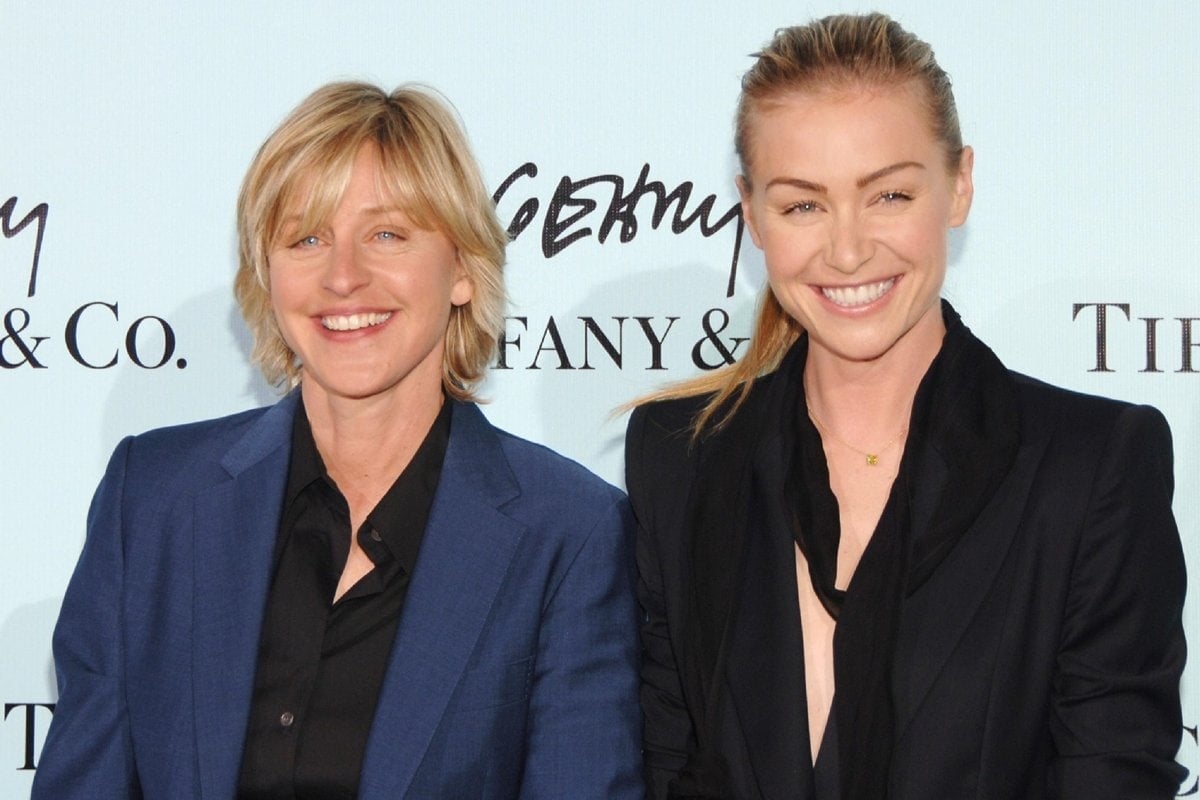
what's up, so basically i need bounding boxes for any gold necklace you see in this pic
[806,403,908,467]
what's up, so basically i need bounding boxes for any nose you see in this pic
[824,213,872,274]
[322,241,370,296]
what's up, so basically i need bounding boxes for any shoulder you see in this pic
[126,405,273,460]
[627,373,779,473]
[106,397,292,497]
[1008,371,1171,448]
[624,375,780,535]
[452,402,625,522]
[1003,372,1176,534]
[497,426,624,509]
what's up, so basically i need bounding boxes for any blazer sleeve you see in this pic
[1049,404,1187,797]
[626,406,697,798]
[518,489,644,799]
[31,437,143,800]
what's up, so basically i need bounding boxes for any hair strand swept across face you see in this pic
[234,81,508,401]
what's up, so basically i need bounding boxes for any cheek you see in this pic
[885,210,949,263]
[760,226,822,279]
[267,274,297,318]
[265,272,309,344]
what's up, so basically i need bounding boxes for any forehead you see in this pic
[746,83,941,177]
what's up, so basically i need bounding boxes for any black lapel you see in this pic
[678,344,816,799]
[905,302,1021,593]
[724,425,814,799]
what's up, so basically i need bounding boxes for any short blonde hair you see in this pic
[642,13,960,435]
[234,81,507,400]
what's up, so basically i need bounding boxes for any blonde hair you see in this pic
[642,13,961,436]
[234,81,507,400]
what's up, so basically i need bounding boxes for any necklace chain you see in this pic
[806,403,908,467]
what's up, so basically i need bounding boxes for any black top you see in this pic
[627,302,1186,798]
[237,400,451,800]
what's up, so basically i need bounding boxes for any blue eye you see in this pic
[293,235,321,248]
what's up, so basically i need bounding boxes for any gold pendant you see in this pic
[866,454,879,466]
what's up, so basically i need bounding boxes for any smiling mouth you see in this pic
[320,312,393,331]
[821,278,896,308]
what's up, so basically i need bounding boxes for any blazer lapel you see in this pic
[725,430,813,799]
[191,394,297,800]
[892,311,1028,742]
[672,360,814,799]
[357,402,525,800]
[892,440,1039,741]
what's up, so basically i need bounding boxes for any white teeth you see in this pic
[321,311,392,331]
[821,278,895,308]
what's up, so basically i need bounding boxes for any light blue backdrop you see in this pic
[2,1,1196,795]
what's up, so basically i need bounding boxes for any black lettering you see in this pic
[634,316,678,370]
[1178,317,1200,373]
[64,301,119,369]
[492,162,540,240]
[530,317,574,370]
[495,316,528,370]
[0,308,48,368]
[1140,317,1162,373]
[580,317,625,369]
[494,164,744,297]
[691,308,748,370]
[1180,725,1199,796]
[596,165,744,298]
[4,703,54,770]
[125,315,176,369]
[0,197,49,298]
[725,216,745,299]
[542,175,618,258]
[1071,302,1130,372]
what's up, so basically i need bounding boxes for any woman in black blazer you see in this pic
[626,13,1186,799]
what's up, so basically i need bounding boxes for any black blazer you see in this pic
[627,321,1186,799]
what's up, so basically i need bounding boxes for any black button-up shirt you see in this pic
[237,400,450,800]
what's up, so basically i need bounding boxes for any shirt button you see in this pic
[280,711,295,728]
[370,529,382,542]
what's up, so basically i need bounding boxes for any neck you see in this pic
[301,380,444,509]
[803,311,945,445]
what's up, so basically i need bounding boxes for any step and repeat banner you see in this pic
[3,1,1197,795]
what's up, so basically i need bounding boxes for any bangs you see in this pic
[264,131,442,252]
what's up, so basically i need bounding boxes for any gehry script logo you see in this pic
[1,197,48,298]
[493,162,745,297]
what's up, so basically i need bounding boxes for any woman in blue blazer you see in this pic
[627,14,1186,799]
[33,82,641,799]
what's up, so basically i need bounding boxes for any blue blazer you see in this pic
[33,393,642,799]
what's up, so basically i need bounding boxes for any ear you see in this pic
[948,145,974,228]
[450,252,474,307]
[735,174,763,248]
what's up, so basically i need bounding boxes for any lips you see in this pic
[320,311,393,331]
[821,278,895,308]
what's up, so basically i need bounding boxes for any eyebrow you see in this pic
[362,205,408,217]
[764,161,926,193]
[856,161,924,188]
